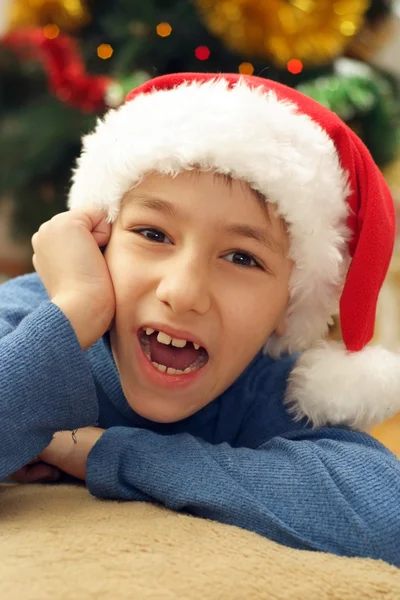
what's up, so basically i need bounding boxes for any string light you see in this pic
[97,44,113,59]
[195,46,210,60]
[238,62,254,75]
[287,58,303,74]
[157,22,172,37]
[43,24,60,39]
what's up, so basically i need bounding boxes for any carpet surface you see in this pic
[0,483,399,600]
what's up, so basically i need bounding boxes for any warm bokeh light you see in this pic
[195,45,210,60]
[287,58,303,74]
[238,62,254,75]
[340,20,357,36]
[156,22,172,37]
[43,24,60,39]
[97,44,113,59]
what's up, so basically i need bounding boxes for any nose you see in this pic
[156,255,211,316]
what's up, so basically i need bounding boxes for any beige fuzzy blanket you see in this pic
[0,483,399,600]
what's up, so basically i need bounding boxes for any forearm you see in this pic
[0,302,99,478]
[85,426,400,565]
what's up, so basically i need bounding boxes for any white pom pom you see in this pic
[286,341,400,430]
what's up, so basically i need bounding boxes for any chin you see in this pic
[126,397,199,424]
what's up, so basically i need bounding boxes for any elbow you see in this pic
[334,511,400,567]
[293,509,400,567]
[366,516,400,568]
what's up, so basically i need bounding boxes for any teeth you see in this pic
[166,367,185,375]
[151,361,167,373]
[147,328,201,351]
[150,361,203,375]
[156,331,188,348]
[157,331,172,345]
[171,338,187,348]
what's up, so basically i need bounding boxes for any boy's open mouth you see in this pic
[138,328,209,375]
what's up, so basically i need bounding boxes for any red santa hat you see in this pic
[68,72,399,431]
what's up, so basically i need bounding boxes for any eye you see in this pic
[224,251,262,269]
[132,228,172,244]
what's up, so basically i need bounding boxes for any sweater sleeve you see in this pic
[86,426,400,566]
[0,275,99,479]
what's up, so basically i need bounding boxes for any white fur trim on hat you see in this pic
[68,77,351,358]
[286,341,400,430]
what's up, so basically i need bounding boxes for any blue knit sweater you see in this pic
[1,273,399,566]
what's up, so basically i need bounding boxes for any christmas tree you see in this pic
[0,0,399,250]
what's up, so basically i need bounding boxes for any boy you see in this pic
[1,73,400,567]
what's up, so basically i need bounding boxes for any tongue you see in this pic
[149,336,200,371]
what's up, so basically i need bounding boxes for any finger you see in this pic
[91,215,112,247]
[10,466,30,482]
[75,209,112,247]
[10,457,40,480]
[12,463,61,483]
[29,462,61,481]
[31,232,38,248]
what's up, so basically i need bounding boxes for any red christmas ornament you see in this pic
[1,28,112,113]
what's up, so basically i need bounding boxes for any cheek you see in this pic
[105,245,149,316]
[221,280,289,350]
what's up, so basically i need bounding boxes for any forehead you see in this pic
[189,170,267,208]
[123,170,271,216]
[120,170,289,256]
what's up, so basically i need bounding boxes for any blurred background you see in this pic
[0,0,399,453]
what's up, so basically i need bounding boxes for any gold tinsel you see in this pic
[196,0,370,68]
[7,0,90,32]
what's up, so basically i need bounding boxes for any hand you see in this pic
[39,427,105,481]
[10,458,63,484]
[32,209,115,350]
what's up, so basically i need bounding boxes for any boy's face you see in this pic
[104,170,292,423]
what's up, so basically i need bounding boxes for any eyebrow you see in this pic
[127,195,180,219]
[223,223,284,255]
[125,194,285,255]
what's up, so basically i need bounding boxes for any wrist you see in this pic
[40,428,105,481]
[40,431,75,469]
[63,428,105,481]
[52,296,113,350]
